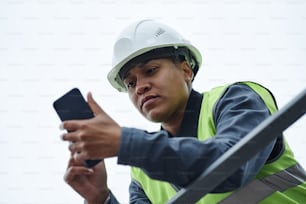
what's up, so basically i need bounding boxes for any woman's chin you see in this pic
[143,110,165,123]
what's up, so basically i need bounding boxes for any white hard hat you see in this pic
[107,19,202,92]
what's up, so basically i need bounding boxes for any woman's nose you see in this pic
[136,80,151,95]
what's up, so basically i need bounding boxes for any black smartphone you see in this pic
[53,88,101,168]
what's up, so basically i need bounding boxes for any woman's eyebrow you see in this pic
[122,62,150,80]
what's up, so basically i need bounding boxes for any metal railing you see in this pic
[168,88,306,204]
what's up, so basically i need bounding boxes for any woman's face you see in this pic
[123,58,193,123]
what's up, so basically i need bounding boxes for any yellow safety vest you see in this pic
[131,82,306,203]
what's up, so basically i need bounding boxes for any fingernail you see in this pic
[86,169,94,174]
[73,152,78,160]
[59,123,64,130]
[60,133,65,140]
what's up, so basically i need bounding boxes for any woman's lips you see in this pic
[141,95,158,109]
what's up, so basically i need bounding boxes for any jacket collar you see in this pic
[165,89,203,137]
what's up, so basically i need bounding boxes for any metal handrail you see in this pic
[167,88,306,204]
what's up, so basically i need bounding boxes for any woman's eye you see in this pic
[146,67,158,75]
[127,80,136,89]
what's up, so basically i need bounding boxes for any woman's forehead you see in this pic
[121,58,171,79]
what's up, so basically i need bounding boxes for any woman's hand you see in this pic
[64,154,109,204]
[61,92,121,162]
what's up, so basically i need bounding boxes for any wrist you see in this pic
[85,189,110,204]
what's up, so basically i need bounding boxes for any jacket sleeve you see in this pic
[117,84,277,192]
[129,179,151,203]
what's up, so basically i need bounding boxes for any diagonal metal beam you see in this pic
[167,88,306,204]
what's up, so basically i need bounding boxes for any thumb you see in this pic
[87,92,103,116]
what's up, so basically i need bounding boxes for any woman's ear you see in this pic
[181,61,194,82]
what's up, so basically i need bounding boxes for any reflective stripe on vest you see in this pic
[219,163,306,204]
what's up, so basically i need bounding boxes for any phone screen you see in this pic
[53,88,101,168]
[53,88,94,121]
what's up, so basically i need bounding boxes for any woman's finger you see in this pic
[61,120,81,132]
[64,166,94,184]
[87,92,104,116]
[73,151,88,163]
[67,152,85,169]
[68,142,83,154]
[62,131,79,142]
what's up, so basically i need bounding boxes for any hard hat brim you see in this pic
[107,43,202,92]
